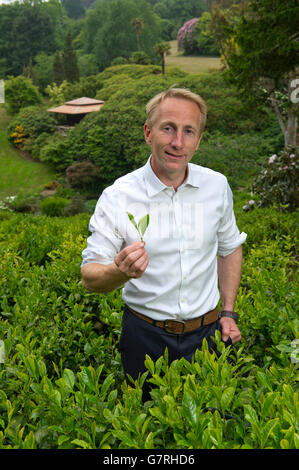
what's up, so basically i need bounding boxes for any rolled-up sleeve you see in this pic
[217,181,247,257]
[81,190,123,267]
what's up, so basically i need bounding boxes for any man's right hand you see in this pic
[114,241,149,279]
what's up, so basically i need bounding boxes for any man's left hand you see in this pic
[219,317,241,344]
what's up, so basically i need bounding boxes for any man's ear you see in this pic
[144,123,152,145]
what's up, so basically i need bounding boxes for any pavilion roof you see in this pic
[48,97,104,115]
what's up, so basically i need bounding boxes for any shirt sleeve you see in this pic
[81,190,124,267]
[217,180,247,257]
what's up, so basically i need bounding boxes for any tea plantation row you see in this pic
[0,202,298,449]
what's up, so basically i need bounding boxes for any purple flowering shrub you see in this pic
[244,147,298,211]
[177,18,199,55]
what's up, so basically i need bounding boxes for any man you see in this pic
[81,87,247,398]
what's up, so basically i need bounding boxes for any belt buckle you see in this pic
[164,319,186,334]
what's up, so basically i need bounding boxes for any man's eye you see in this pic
[185,128,194,135]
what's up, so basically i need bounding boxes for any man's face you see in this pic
[144,97,202,184]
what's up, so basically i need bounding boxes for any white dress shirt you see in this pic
[82,156,247,321]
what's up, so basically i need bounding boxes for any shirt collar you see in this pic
[143,156,200,198]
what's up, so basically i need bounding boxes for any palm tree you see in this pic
[131,17,144,51]
[154,42,171,75]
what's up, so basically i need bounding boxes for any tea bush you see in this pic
[0,207,297,449]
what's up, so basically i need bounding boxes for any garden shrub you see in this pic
[62,194,88,216]
[66,161,101,190]
[192,132,276,190]
[4,75,42,115]
[8,106,56,152]
[40,196,70,217]
[9,124,28,149]
[177,18,199,55]
[38,133,72,169]
[129,51,151,65]
[250,147,298,211]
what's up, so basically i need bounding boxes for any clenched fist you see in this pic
[114,241,149,279]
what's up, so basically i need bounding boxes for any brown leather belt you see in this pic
[126,305,219,334]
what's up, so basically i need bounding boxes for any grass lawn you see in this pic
[166,40,222,74]
[0,105,55,199]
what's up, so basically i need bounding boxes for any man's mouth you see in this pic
[165,151,184,159]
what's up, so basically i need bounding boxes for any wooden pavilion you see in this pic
[48,97,104,125]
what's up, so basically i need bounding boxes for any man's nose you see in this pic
[171,130,184,148]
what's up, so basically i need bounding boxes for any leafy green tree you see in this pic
[153,0,208,34]
[0,1,64,77]
[33,52,55,91]
[63,33,80,83]
[11,3,57,76]
[225,0,298,148]
[53,51,64,85]
[209,0,247,66]
[154,42,171,74]
[62,0,86,19]
[0,3,22,76]
[131,17,145,51]
[196,12,220,56]
[82,0,162,70]
[4,76,42,115]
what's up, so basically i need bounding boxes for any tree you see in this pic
[196,12,220,57]
[225,0,299,148]
[53,51,64,85]
[177,18,199,55]
[63,33,80,83]
[62,0,85,19]
[5,76,42,115]
[0,1,64,77]
[131,17,145,51]
[83,0,162,70]
[11,3,57,76]
[209,0,246,66]
[154,42,171,75]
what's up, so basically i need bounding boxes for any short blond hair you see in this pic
[145,87,207,135]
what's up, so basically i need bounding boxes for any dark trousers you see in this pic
[119,305,232,401]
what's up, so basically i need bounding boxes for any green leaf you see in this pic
[182,392,198,427]
[71,439,91,449]
[126,212,138,231]
[260,419,279,448]
[144,355,155,375]
[244,404,259,427]
[220,386,235,410]
[138,213,149,238]
[81,367,94,391]
[62,368,75,390]
[58,435,70,446]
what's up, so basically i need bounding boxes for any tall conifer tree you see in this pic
[53,51,64,85]
[63,33,79,83]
